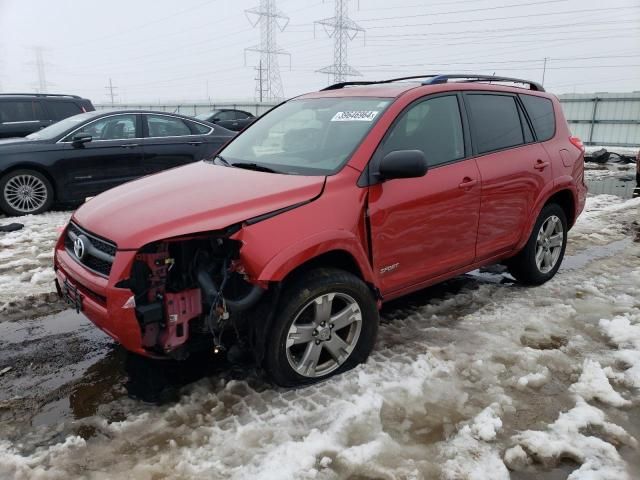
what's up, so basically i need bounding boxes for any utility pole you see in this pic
[315,0,364,84]
[245,0,290,102]
[105,78,118,106]
[542,57,549,87]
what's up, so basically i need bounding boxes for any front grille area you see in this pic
[64,222,117,277]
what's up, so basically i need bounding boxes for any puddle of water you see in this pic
[0,309,91,344]
[585,175,637,199]
[560,238,632,271]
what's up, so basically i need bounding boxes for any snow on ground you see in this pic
[0,211,71,317]
[0,174,639,479]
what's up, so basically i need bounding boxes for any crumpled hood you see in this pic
[73,161,325,249]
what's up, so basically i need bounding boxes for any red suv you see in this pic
[54,75,586,386]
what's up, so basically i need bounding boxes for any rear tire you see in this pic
[265,268,379,387]
[507,203,567,285]
[0,169,54,216]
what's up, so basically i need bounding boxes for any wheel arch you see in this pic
[544,189,576,228]
[0,164,58,201]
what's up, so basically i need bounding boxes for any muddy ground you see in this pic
[0,167,638,479]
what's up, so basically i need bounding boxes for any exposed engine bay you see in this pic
[118,235,266,359]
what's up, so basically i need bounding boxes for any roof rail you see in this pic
[321,74,544,92]
[422,74,544,91]
[0,93,83,99]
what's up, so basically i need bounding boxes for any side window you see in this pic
[48,101,82,120]
[382,95,465,167]
[187,120,212,134]
[520,94,555,141]
[147,115,192,137]
[466,94,524,154]
[235,111,250,119]
[74,114,137,140]
[215,110,236,121]
[0,101,43,122]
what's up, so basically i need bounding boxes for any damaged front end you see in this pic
[117,232,266,359]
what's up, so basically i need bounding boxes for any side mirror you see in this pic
[378,150,428,180]
[211,118,221,123]
[71,133,92,146]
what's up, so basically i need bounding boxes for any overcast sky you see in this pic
[1,0,639,104]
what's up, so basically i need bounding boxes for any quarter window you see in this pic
[382,95,465,167]
[0,101,44,122]
[73,114,137,140]
[188,120,212,134]
[520,94,555,141]
[48,101,82,120]
[147,115,192,137]
[466,94,525,154]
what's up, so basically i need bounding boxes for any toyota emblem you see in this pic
[73,236,86,260]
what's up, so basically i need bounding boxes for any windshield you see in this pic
[26,112,98,140]
[219,97,391,175]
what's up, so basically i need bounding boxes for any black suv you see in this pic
[0,94,95,138]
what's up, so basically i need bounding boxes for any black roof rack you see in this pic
[322,74,544,92]
[0,93,83,99]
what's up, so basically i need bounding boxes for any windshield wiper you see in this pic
[231,162,282,174]
[213,154,232,167]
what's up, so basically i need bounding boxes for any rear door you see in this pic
[140,114,209,174]
[367,94,481,294]
[464,92,553,260]
[56,113,145,199]
[0,99,48,137]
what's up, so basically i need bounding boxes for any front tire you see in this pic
[265,268,379,387]
[0,169,54,216]
[507,203,568,285]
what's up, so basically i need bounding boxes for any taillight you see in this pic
[569,136,585,153]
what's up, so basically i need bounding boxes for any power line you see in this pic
[315,0,365,84]
[245,0,290,102]
[357,0,568,22]
[364,5,640,29]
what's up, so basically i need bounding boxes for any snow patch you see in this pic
[570,359,631,407]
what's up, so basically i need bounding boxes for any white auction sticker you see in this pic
[331,111,379,122]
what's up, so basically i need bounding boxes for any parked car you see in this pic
[0,93,94,139]
[54,74,586,387]
[0,110,234,215]
[195,109,256,131]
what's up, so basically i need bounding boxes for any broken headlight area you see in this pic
[117,235,265,359]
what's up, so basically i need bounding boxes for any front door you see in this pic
[367,94,481,295]
[57,113,145,199]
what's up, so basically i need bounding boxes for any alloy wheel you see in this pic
[3,174,48,214]
[285,292,362,378]
[535,215,563,273]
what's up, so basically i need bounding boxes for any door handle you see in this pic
[458,177,478,189]
[188,141,203,146]
[534,159,550,170]
[120,144,139,148]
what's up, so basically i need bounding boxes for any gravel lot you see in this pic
[0,167,638,479]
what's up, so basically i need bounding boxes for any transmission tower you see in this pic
[105,78,118,106]
[31,46,51,93]
[315,0,364,84]
[245,0,290,102]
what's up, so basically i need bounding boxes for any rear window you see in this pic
[466,94,524,154]
[520,94,555,141]
[0,100,44,122]
[48,101,83,120]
